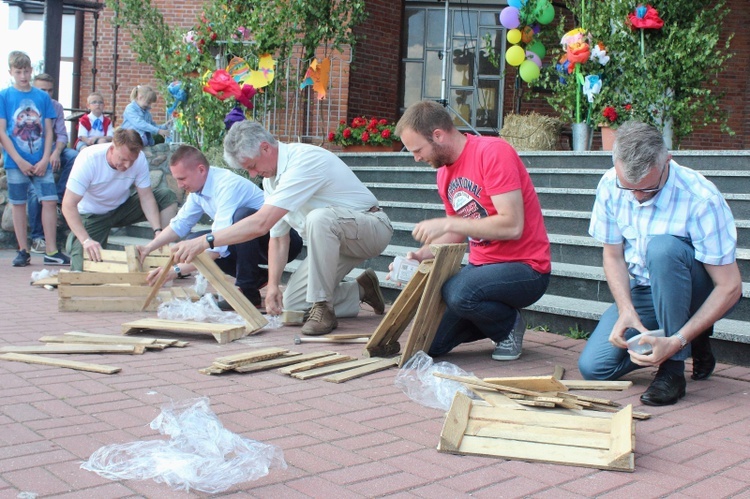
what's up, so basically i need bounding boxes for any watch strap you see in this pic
[206,234,215,249]
[674,332,688,350]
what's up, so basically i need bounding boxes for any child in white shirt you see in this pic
[75,92,113,151]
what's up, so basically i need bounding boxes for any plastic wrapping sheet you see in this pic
[394,351,476,411]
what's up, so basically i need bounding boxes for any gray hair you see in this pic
[223,120,277,169]
[612,120,668,183]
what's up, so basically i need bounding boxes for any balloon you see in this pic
[499,7,521,29]
[527,40,546,59]
[521,26,534,44]
[505,45,525,67]
[525,51,542,69]
[519,60,541,82]
[507,29,522,45]
[538,4,555,25]
[508,0,523,8]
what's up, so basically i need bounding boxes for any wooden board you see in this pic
[560,380,633,391]
[364,260,432,357]
[212,348,289,369]
[63,331,188,348]
[40,335,157,346]
[438,392,634,472]
[278,354,354,374]
[31,276,59,287]
[192,253,267,332]
[233,352,326,373]
[58,285,157,298]
[58,270,149,286]
[482,376,568,393]
[0,344,141,355]
[399,243,467,366]
[0,353,121,374]
[122,318,249,344]
[59,294,168,312]
[322,356,400,383]
[142,253,175,311]
[291,358,380,380]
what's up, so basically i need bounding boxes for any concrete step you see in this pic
[518,151,750,171]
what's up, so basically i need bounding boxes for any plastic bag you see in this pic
[192,273,208,296]
[394,351,476,411]
[30,268,58,282]
[81,398,286,493]
[157,294,245,324]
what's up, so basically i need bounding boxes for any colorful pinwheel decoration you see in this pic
[627,4,664,56]
[166,81,187,117]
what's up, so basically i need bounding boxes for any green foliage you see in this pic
[107,0,367,148]
[566,324,591,340]
[536,0,734,144]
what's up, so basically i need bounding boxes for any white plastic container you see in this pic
[392,256,419,285]
[626,329,665,355]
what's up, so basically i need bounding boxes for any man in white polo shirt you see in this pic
[138,144,302,309]
[62,128,178,271]
[171,121,393,335]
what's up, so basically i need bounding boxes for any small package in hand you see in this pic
[626,329,665,355]
[392,256,419,285]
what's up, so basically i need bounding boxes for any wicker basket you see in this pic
[500,112,561,151]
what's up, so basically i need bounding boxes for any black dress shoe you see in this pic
[691,328,716,381]
[640,370,686,406]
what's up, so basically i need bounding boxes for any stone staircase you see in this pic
[110,149,750,366]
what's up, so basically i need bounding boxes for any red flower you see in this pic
[361,131,370,142]
[381,129,391,139]
[624,104,632,111]
[602,106,618,123]
[327,132,335,142]
[378,119,388,126]
[340,119,346,125]
[343,128,352,138]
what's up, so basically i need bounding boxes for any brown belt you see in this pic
[367,206,382,213]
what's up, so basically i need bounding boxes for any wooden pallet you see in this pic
[83,246,171,273]
[438,392,635,472]
[364,243,467,366]
[122,318,250,344]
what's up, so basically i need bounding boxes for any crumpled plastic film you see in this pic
[157,294,245,324]
[192,273,208,296]
[30,268,58,282]
[394,351,476,411]
[81,398,286,493]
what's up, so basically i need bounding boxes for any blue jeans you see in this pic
[187,207,303,296]
[28,147,77,239]
[428,261,550,356]
[578,235,738,380]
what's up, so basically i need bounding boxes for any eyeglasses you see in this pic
[616,162,668,193]
[90,101,104,105]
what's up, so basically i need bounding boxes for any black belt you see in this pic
[367,206,382,213]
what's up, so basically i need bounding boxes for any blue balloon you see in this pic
[508,0,523,8]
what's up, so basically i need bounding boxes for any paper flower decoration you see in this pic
[590,42,610,66]
[166,81,187,116]
[582,75,602,103]
[224,107,246,130]
[203,69,257,110]
[299,58,331,100]
[627,5,664,30]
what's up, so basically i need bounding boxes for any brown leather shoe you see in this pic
[301,302,338,336]
[356,268,385,315]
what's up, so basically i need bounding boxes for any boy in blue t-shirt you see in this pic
[0,51,70,267]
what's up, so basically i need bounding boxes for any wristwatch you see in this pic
[206,234,215,249]
[173,265,184,278]
[674,332,688,350]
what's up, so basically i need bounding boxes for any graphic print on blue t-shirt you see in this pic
[12,99,43,155]
[448,176,489,245]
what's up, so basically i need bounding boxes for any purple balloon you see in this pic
[526,51,542,69]
[499,7,521,30]
[531,23,542,35]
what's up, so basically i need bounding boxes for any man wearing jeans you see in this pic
[170,121,393,335]
[396,100,551,361]
[578,120,741,406]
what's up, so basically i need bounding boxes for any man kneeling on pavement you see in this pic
[170,121,394,335]
[138,144,303,310]
[62,128,178,271]
[578,121,741,406]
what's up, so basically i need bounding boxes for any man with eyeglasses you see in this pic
[578,120,741,406]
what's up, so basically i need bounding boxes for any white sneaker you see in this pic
[492,311,525,361]
[30,238,46,254]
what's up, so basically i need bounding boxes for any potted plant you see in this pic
[328,116,401,152]
[599,100,634,150]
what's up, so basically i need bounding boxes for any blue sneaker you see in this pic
[44,252,71,266]
[12,249,31,267]
[492,311,525,361]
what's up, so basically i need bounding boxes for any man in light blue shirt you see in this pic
[579,121,741,406]
[139,145,302,308]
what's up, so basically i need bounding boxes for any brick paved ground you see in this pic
[1,249,749,498]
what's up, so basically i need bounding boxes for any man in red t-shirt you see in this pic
[395,100,551,360]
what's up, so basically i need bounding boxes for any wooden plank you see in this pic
[399,244,466,366]
[59,285,156,298]
[31,276,59,287]
[439,392,472,452]
[125,245,143,273]
[213,348,289,368]
[560,380,633,391]
[482,376,568,393]
[291,358,380,380]
[65,331,184,348]
[464,419,611,449]
[0,353,121,374]
[234,352,333,373]
[40,335,156,346]
[0,344,140,355]
[557,392,620,407]
[83,261,130,273]
[58,271,149,286]
[322,356,400,383]
[364,260,432,357]
[470,405,612,432]
[60,296,162,312]
[121,318,248,344]
[434,373,546,398]
[278,354,353,375]
[467,387,528,409]
[142,253,175,311]
[552,365,565,380]
[192,253,267,332]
